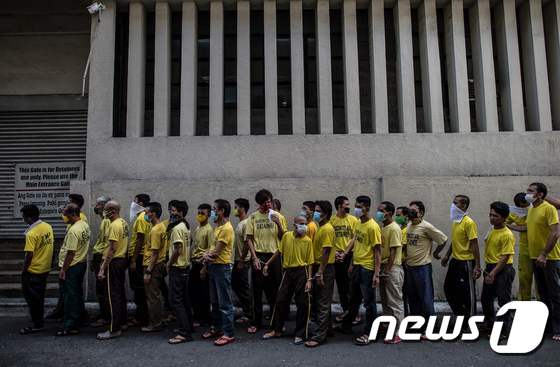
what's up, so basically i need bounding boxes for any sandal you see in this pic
[293,337,304,345]
[202,327,223,340]
[354,334,370,346]
[214,335,235,346]
[55,329,79,337]
[262,330,282,340]
[19,326,43,335]
[552,334,560,342]
[168,334,193,344]
[304,339,321,348]
[247,326,258,334]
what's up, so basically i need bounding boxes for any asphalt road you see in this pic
[0,315,557,367]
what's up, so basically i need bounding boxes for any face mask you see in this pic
[197,214,207,223]
[299,210,308,218]
[233,208,239,217]
[353,208,363,217]
[509,205,528,218]
[525,193,537,204]
[62,214,70,223]
[130,202,145,222]
[102,210,110,218]
[344,207,350,214]
[94,207,102,215]
[395,215,407,226]
[408,210,418,219]
[313,211,322,222]
[210,210,218,223]
[450,203,466,223]
[375,211,385,223]
[296,224,307,235]
[170,214,180,223]
[144,214,150,222]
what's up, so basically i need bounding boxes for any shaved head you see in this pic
[104,200,121,212]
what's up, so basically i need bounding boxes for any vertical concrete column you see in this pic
[394,0,416,133]
[154,2,172,136]
[342,0,361,134]
[418,0,444,133]
[290,0,306,134]
[180,1,197,136]
[87,0,115,139]
[544,0,560,130]
[369,0,388,133]
[444,0,470,132]
[494,0,525,131]
[264,0,278,135]
[316,0,334,134]
[469,0,498,132]
[237,1,251,135]
[519,0,553,131]
[126,2,146,137]
[209,0,224,136]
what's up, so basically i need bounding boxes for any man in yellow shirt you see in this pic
[201,199,235,346]
[441,195,481,319]
[481,201,516,337]
[189,203,214,327]
[232,198,251,324]
[526,183,560,341]
[142,202,167,332]
[302,201,318,241]
[96,201,129,340]
[377,201,404,344]
[245,189,286,333]
[263,216,314,345]
[335,195,382,346]
[56,203,90,336]
[90,196,111,328]
[166,200,193,345]
[20,204,54,335]
[395,206,410,316]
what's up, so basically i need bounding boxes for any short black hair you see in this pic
[234,198,250,213]
[21,204,40,219]
[530,182,548,198]
[490,201,510,219]
[135,194,151,207]
[513,192,528,207]
[68,193,84,208]
[198,203,212,213]
[303,201,315,211]
[409,201,425,215]
[273,198,282,211]
[65,203,81,217]
[168,199,180,210]
[356,195,371,209]
[214,199,231,217]
[380,201,395,215]
[455,194,470,209]
[315,200,333,221]
[334,196,349,210]
[146,202,162,218]
[255,189,273,205]
[396,206,409,216]
[171,200,189,216]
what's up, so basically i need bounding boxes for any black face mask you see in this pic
[408,210,419,219]
[344,207,350,214]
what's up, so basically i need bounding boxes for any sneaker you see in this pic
[96,330,122,340]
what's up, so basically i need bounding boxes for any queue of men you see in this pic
[17,182,560,346]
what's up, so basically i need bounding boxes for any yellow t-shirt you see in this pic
[381,221,403,266]
[245,211,286,254]
[279,231,314,268]
[353,218,382,271]
[59,220,90,268]
[92,218,111,255]
[484,226,515,265]
[406,220,448,267]
[24,221,54,274]
[527,201,560,259]
[330,214,359,252]
[106,217,129,259]
[234,218,250,262]
[401,227,408,261]
[313,222,336,265]
[506,213,528,254]
[451,215,478,261]
[168,222,191,268]
[192,223,214,260]
[210,221,234,264]
[143,221,168,266]
[128,211,152,257]
[307,221,317,241]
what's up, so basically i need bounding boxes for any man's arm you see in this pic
[485,255,510,284]
[343,236,356,257]
[246,235,260,270]
[384,247,396,273]
[546,196,560,209]
[507,223,527,232]
[470,238,482,278]
[373,246,381,287]
[316,247,332,287]
[130,232,145,271]
[263,249,280,275]
[59,251,75,280]
[23,252,33,272]
[441,245,452,266]
[537,223,560,266]
[98,240,117,279]
[206,241,225,261]
[433,240,447,259]
[168,242,181,270]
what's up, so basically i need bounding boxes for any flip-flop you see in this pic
[214,335,235,346]
[262,331,282,340]
[168,335,192,344]
[247,326,258,334]
[202,328,223,340]
[354,335,371,346]
[552,335,560,341]
[19,326,43,335]
[304,340,321,348]
[55,329,79,337]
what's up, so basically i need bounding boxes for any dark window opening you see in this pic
[113,11,129,137]
[357,9,372,133]
[251,10,265,135]
[330,9,346,134]
[303,9,318,134]
[277,9,292,135]
[224,10,237,135]
[196,10,210,136]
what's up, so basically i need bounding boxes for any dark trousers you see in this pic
[406,263,435,321]
[144,263,165,327]
[533,259,560,334]
[62,262,87,330]
[107,258,128,332]
[169,266,193,338]
[444,258,476,317]
[160,267,171,310]
[91,253,110,321]
[128,256,148,325]
[334,254,352,312]
[402,265,410,316]
[342,265,377,335]
[251,252,282,328]
[21,271,48,328]
[189,261,211,325]
[481,264,515,334]
[232,261,252,319]
[209,263,234,337]
[271,266,310,338]
[311,264,335,343]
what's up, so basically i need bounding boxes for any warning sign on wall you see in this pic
[13,162,84,217]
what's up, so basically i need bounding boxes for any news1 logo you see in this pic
[369,301,549,354]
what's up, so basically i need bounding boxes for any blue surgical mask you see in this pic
[375,211,385,222]
[313,211,322,222]
[296,224,308,235]
[353,208,363,217]
[210,210,218,222]
[144,214,150,222]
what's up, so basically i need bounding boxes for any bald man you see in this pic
[97,201,130,340]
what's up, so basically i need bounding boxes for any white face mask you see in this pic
[130,202,145,222]
[296,224,307,235]
[525,193,537,204]
[353,208,363,218]
[450,203,466,223]
[509,205,528,218]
